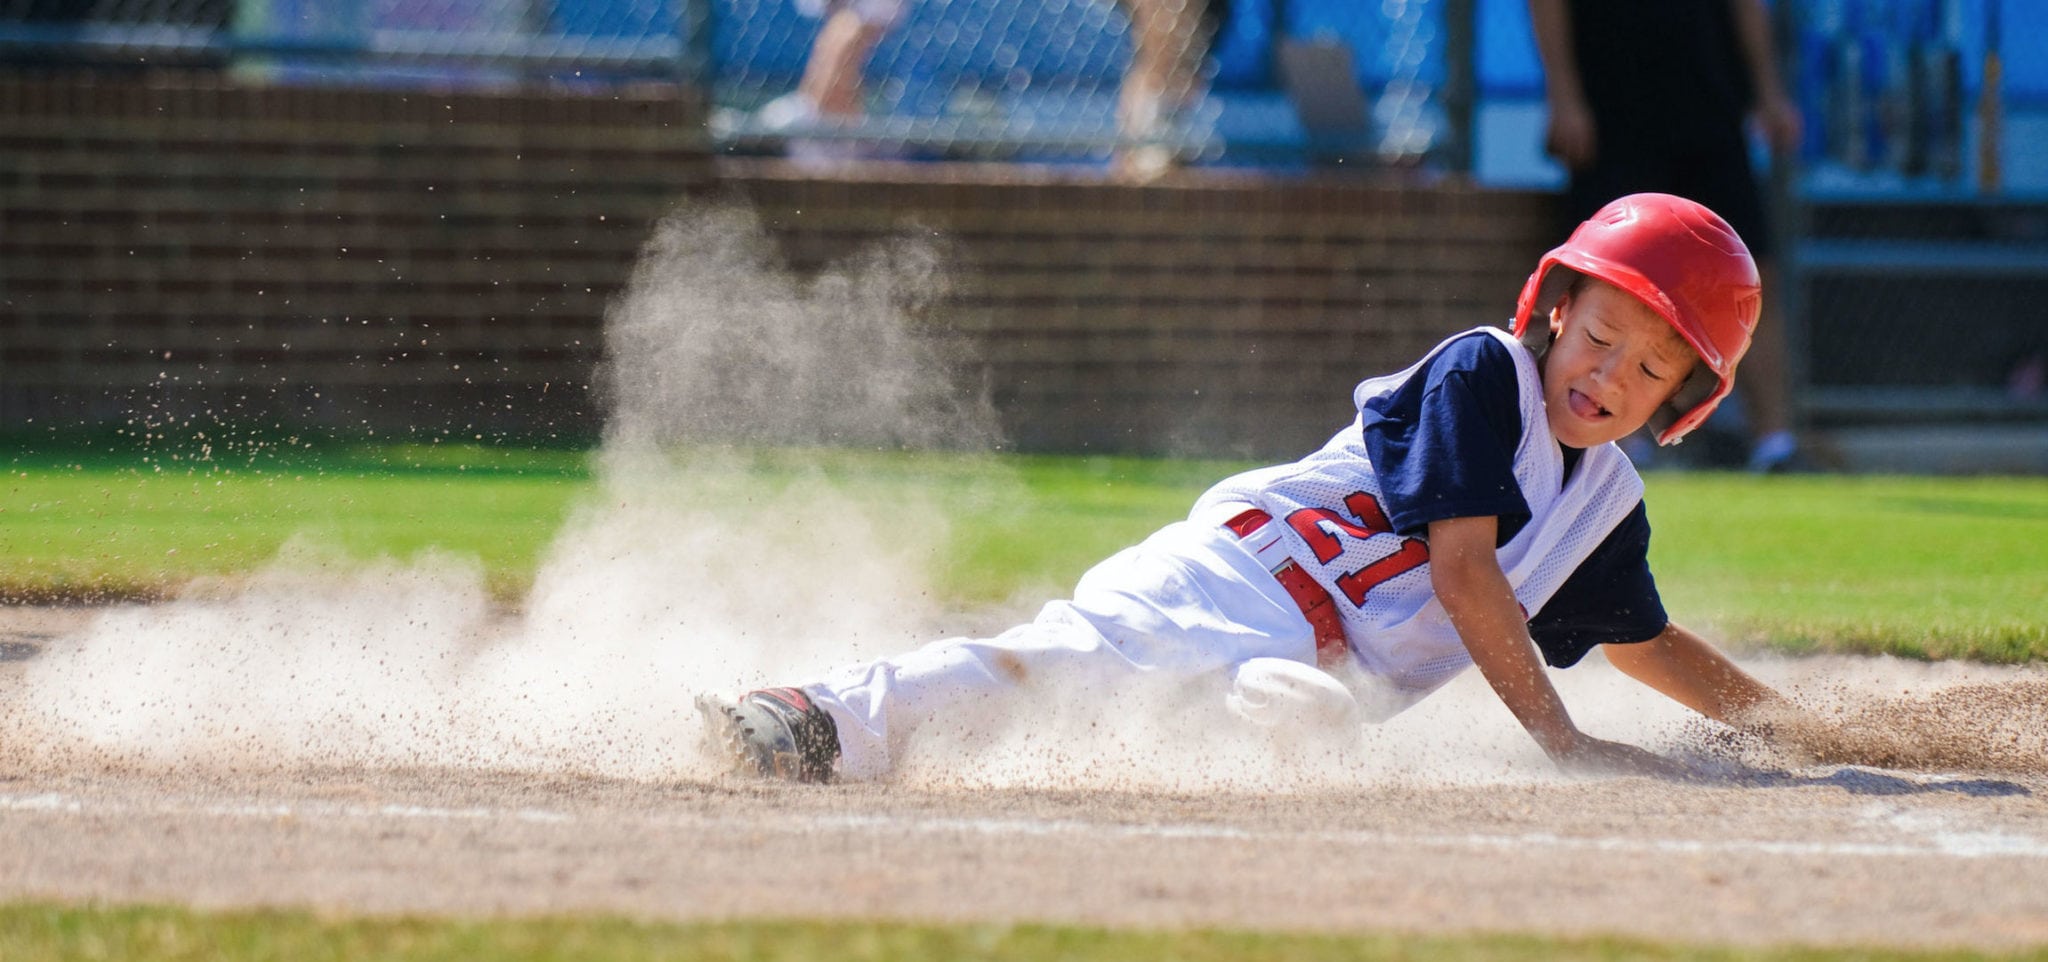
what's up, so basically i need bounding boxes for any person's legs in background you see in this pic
[1113,0,1211,182]
[756,0,903,164]
[1677,133,1803,471]
[1737,259,1800,471]
[797,6,893,120]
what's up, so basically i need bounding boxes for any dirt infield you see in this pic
[4,762,2048,949]
[5,605,2048,950]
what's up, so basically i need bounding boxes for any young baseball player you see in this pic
[700,192,1835,783]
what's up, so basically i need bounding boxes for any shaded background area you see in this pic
[2,0,2044,465]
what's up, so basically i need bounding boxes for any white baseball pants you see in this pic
[805,516,1362,780]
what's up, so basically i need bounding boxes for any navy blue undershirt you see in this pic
[1358,332,1668,668]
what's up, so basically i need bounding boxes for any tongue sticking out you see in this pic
[1568,389,1606,420]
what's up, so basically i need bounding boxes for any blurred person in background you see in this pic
[750,0,907,165]
[1529,0,1806,471]
[1113,0,1217,181]
[753,0,1215,179]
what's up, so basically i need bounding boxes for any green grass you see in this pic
[1644,473,2048,662]
[3,904,2040,962]
[917,451,1258,604]
[4,451,2044,953]
[3,439,2044,661]
[1,440,590,602]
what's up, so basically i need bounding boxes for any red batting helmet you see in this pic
[1511,193,1762,445]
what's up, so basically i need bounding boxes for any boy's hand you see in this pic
[1552,734,1693,779]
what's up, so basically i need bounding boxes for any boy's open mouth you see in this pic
[1568,389,1610,419]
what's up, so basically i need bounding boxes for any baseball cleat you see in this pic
[695,686,841,783]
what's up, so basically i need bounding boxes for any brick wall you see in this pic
[1,72,1560,457]
[722,163,1556,457]
[0,72,710,440]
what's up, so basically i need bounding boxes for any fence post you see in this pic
[1439,0,1475,175]
[678,0,713,94]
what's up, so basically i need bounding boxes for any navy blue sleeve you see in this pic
[1360,332,1528,539]
[1528,501,1670,668]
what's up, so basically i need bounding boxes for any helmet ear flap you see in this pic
[1647,364,1722,444]
[1518,266,1581,358]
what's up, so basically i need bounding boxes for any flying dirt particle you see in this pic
[1832,678,2048,776]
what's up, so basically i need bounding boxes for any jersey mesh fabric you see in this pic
[1362,336,1667,664]
[1528,501,1667,667]
[1193,326,1645,711]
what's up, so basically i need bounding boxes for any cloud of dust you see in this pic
[881,648,2048,793]
[4,202,2043,793]
[0,203,1005,783]
[877,654,1688,793]
[597,204,997,456]
[1723,654,2048,778]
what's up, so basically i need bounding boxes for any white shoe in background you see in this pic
[754,92,821,133]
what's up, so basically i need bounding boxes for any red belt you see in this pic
[1223,508,1349,670]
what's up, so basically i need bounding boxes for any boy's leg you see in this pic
[809,604,1140,780]
[808,521,1319,780]
[1225,657,1360,730]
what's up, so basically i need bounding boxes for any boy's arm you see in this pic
[1428,515,1686,777]
[1600,622,1780,722]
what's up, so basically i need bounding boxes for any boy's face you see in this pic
[1541,279,1699,449]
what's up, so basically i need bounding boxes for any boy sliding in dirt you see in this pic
[700,193,1850,783]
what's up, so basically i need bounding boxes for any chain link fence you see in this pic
[0,1,688,83]
[1790,0,2043,194]
[0,0,1476,168]
[1776,1,2048,429]
[5,0,2047,464]
[6,2,2048,179]
[705,0,1464,167]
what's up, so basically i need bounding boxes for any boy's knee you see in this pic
[1225,657,1360,729]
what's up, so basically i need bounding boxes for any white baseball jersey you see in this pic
[1194,326,1643,709]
